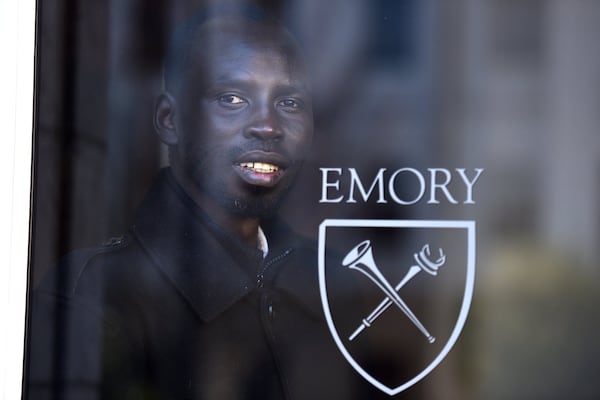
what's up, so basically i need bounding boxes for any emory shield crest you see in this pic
[318,219,476,396]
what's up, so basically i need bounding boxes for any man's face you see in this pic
[169,26,313,217]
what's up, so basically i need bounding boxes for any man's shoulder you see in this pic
[35,233,153,301]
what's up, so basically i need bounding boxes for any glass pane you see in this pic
[23,1,600,399]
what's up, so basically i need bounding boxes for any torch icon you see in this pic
[342,241,446,342]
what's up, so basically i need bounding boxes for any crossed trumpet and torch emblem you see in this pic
[342,240,446,342]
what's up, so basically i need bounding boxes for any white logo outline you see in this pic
[318,219,476,396]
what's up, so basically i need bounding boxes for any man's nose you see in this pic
[243,104,283,140]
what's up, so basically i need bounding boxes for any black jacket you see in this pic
[26,169,389,400]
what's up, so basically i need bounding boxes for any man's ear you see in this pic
[154,92,179,145]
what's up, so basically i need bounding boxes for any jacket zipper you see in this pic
[256,248,293,288]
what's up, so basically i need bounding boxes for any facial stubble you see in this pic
[181,144,304,219]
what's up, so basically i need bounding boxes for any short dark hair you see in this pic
[163,4,283,95]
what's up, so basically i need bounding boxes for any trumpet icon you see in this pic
[342,240,446,342]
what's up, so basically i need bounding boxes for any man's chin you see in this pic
[223,182,295,218]
[228,195,282,219]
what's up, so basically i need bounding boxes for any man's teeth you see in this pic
[239,162,280,173]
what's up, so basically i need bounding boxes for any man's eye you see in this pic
[278,99,302,109]
[219,94,245,105]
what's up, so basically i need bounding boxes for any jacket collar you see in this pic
[130,169,320,322]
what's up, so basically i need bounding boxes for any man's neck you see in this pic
[195,196,261,248]
[173,172,261,248]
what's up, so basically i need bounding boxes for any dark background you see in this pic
[30,0,600,398]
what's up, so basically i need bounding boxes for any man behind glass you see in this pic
[26,6,360,400]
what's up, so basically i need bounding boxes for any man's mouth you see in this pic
[234,159,286,188]
[238,162,280,174]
